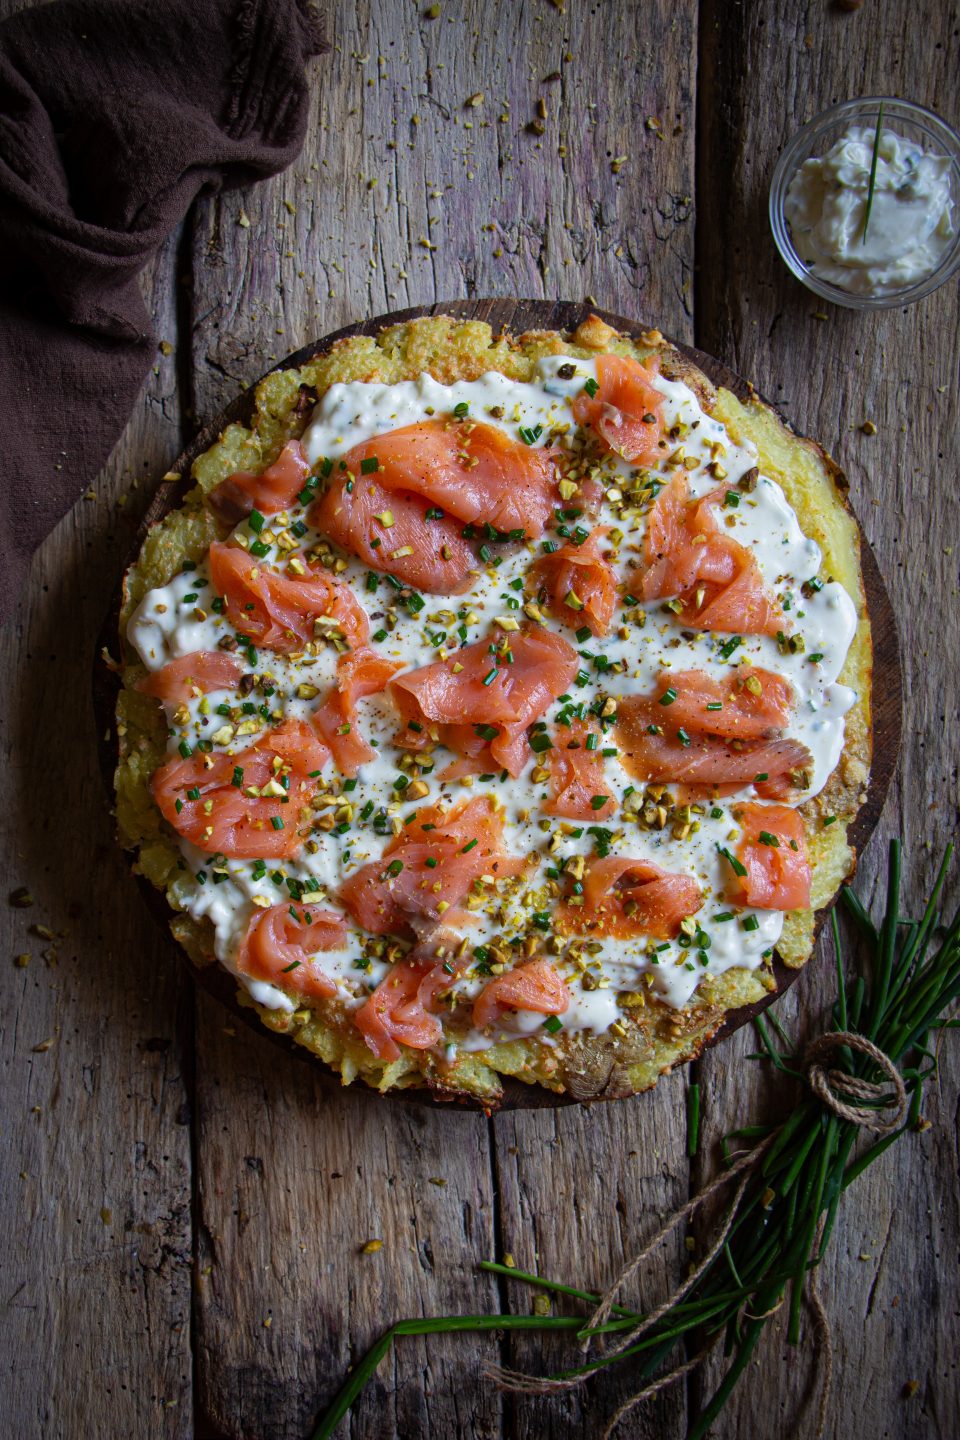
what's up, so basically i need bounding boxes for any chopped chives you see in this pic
[717,844,747,877]
[248,509,265,534]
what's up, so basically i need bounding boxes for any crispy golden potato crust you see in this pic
[115,314,872,1104]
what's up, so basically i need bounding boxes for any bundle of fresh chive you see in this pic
[311,840,959,1440]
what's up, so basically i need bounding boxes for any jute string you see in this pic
[488,1030,908,1438]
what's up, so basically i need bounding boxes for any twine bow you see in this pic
[489,1028,909,1439]
[803,1031,907,1133]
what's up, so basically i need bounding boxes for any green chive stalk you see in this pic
[861,102,885,244]
[310,840,958,1440]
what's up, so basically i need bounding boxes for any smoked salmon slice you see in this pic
[137,651,244,704]
[311,469,477,594]
[391,626,579,777]
[209,440,312,525]
[637,475,785,637]
[544,717,616,821]
[340,796,525,938]
[557,857,703,940]
[725,802,811,910]
[571,353,666,465]
[311,646,401,775]
[208,540,370,652]
[616,669,811,800]
[340,419,561,537]
[355,952,466,1060]
[472,960,570,1030]
[639,668,796,740]
[311,418,564,594]
[529,525,618,637]
[151,717,329,859]
[236,902,348,1000]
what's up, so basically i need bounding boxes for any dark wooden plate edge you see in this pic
[92,298,902,1112]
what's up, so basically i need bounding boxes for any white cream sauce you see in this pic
[784,125,955,296]
[127,356,858,1050]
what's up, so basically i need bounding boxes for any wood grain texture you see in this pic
[0,235,194,1437]
[1,0,957,1437]
[693,2,960,1436]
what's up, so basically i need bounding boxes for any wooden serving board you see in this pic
[94,298,902,1112]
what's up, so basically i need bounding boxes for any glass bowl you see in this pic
[769,97,960,310]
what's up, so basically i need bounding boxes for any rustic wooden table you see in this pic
[2,2,957,1437]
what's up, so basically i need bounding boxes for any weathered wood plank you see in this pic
[187,11,501,1436]
[0,231,194,1437]
[192,990,501,1440]
[481,3,700,1436]
[694,3,960,1435]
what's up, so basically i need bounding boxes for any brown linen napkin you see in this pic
[0,0,325,620]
